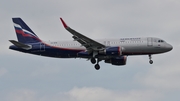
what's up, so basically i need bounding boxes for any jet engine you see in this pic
[99,46,122,56]
[104,56,127,66]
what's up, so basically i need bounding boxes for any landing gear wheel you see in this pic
[94,64,100,70]
[91,58,96,64]
[148,55,153,64]
[149,60,153,64]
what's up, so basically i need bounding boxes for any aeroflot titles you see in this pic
[120,38,141,40]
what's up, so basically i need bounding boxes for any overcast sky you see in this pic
[0,0,180,101]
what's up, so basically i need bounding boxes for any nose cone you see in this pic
[166,44,173,51]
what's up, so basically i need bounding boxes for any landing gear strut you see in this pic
[94,58,101,70]
[149,55,153,64]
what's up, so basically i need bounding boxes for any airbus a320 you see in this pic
[9,18,173,70]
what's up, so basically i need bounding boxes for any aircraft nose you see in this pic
[167,44,173,51]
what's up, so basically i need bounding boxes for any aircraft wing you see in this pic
[60,18,105,51]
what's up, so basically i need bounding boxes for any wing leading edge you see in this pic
[60,18,105,51]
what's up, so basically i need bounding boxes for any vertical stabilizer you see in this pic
[12,18,41,43]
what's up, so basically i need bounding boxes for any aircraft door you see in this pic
[147,38,153,46]
[40,43,45,51]
[104,41,110,46]
[107,41,110,46]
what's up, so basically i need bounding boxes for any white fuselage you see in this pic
[45,37,172,55]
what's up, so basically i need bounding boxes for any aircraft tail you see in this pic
[12,18,41,43]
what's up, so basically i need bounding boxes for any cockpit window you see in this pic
[158,40,165,43]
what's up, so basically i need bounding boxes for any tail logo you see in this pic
[14,23,38,38]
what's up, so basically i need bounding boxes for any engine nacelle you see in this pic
[104,56,127,66]
[99,46,122,56]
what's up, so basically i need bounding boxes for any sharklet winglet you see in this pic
[60,18,68,28]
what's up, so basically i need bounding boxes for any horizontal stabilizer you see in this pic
[9,40,32,50]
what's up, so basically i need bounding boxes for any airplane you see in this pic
[9,18,173,70]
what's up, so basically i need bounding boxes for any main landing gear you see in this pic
[91,58,100,70]
[91,58,96,64]
[149,55,153,64]
[95,64,100,70]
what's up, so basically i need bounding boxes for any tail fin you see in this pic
[12,18,41,43]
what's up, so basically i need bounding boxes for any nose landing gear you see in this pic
[149,55,153,64]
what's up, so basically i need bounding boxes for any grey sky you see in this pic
[0,0,180,101]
